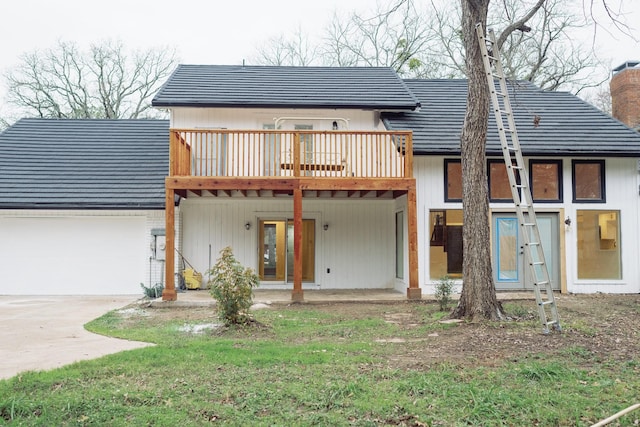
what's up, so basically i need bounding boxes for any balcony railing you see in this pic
[170,129,413,179]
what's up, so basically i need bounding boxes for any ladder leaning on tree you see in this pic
[476,23,561,334]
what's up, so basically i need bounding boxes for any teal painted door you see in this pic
[492,213,560,290]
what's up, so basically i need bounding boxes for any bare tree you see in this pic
[4,40,177,119]
[419,0,606,93]
[321,0,433,75]
[254,27,319,66]
[255,1,606,94]
[254,1,435,76]
[584,85,613,115]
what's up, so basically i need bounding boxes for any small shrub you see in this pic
[435,275,455,311]
[207,247,260,325]
[140,282,163,299]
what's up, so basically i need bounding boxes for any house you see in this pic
[0,119,169,294]
[151,65,640,301]
[2,64,640,298]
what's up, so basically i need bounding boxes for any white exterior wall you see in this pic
[0,209,177,295]
[171,107,383,131]
[179,197,397,290]
[414,156,640,294]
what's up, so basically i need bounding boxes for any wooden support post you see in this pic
[162,187,177,301]
[291,188,304,302]
[406,186,421,300]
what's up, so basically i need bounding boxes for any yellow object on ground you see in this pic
[182,268,202,290]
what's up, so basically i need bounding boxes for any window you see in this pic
[396,211,404,279]
[429,209,463,279]
[444,159,462,202]
[529,160,562,202]
[488,160,516,202]
[572,160,605,202]
[577,210,621,279]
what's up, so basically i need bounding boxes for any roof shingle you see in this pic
[382,79,640,156]
[152,65,420,110]
[0,118,169,209]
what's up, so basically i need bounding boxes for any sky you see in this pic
[0,0,638,119]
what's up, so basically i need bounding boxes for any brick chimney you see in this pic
[610,61,640,130]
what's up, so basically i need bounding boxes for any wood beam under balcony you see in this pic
[166,177,298,192]
[166,176,415,196]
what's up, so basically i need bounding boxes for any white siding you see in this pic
[171,108,382,131]
[179,198,396,289]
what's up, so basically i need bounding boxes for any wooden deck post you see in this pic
[406,186,421,300]
[162,187,177,301]
[291,187,304,302]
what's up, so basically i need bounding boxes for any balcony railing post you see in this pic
[170,131,179,176]
[293,132,301,177]
[405,132,413,178]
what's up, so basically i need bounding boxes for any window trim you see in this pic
[572,160,606,203]
[444,159,462,202]
[529,159,563,203]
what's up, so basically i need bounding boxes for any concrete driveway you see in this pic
[0,295,151,380]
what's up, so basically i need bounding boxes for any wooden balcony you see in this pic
[169,129,412,179]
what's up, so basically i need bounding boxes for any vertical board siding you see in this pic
[180,198,395,289]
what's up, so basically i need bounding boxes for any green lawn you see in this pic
[0,301,638,426]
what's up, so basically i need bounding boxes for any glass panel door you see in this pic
[259,219,315,283]
[259,220,286,281]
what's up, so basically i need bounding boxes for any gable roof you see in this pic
[382,79,640,157]
[152,65,420,111]
[0,118,169,209]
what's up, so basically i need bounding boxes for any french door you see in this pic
[492,212,560,290]
[259,219,315,282]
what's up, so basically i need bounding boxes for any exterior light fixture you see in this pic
[564,217,571,226]
[245,222,251,230]
[323,223,329,231]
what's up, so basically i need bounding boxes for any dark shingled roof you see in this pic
[382,79,640,156]
[152,65,420,110]
[0,118,169,209]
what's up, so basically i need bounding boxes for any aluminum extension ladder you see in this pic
[476,23,561,334]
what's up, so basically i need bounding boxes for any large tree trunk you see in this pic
[451,0,506,321]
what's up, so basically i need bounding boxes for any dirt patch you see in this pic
[135,294,640,369]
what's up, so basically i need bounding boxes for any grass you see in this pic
[0,303,638,426]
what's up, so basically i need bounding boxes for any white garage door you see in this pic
[0,216,147,295]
